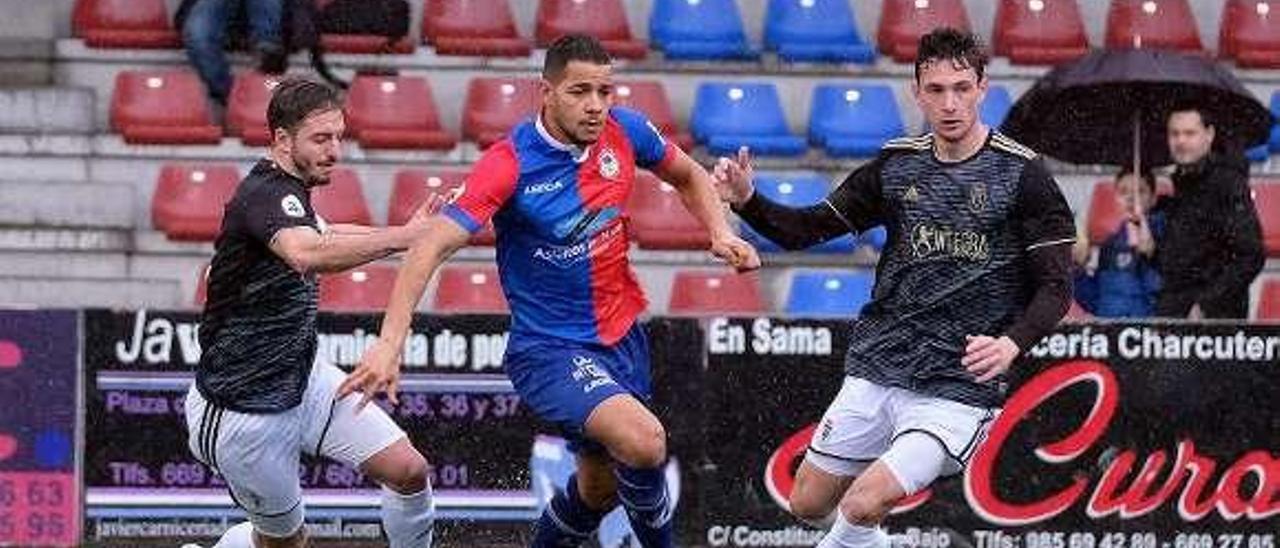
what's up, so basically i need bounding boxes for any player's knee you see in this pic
[382,451,430,494]
[838,487,892,527]
[614,423,667,469]
[787,494,835,524]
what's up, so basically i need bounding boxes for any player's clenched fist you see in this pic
[710,232,761,273]
[339,338,403,410]
[712,146,756,207]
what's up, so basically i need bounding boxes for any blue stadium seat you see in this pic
[980,85,1014,129]
[785,269,875,317]
[763,0,876,63]
[1269,91,1280,152]
[739,173,855,253]
[691,82,807,156]
[1248,144,1270,163]
[809,83,904,157]
[649,0,759,60]
[859,225,887,251]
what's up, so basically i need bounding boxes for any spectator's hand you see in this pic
[712,146,756,207]
[1189,304,1203,320]
[710,232,762,272]
[338,338,402,411]
[963,335,1020,383]
[1131,212,1155,257]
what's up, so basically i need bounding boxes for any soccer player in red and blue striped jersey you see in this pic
[341,35,760,547]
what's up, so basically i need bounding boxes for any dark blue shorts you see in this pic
[504,322,651,454]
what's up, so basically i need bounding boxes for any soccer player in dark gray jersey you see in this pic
[186,78,437,548]
[715,29,1075,548]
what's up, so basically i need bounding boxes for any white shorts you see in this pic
[184,360,406,537]
[805,377,997,495]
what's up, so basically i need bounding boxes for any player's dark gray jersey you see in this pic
[197,160,323,413]
[828,132,1076,408]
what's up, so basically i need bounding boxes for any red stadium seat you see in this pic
[194,263,210,306]
[319,265,399,311]
[423,0,533,57]
[345,75,456,150]
[110,70,222,144]
[535,0,647,59]
[388,169,497,245]
[627,171,708,250]
[1252,181,1280,256]
[877,0,972,63]
[433,265,509,313]
[613,80,693,150]
[463,77,542,149]
[1105,0,1203,52]
[73,0,181,48]
[993,0,1089,65]
[1259,277,1280,320]
[226,72,279,146]
[1220,0,1280,67]
[668,270,766,315]
[1086,179,1172,244]
[152,164,240,241]
[312,168,373,225]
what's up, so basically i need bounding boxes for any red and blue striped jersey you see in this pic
[443,107,677,345]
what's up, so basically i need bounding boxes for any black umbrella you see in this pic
[1002,48,1272,168]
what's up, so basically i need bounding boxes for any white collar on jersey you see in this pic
[535,112,591,164]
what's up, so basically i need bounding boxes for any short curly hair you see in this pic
[915,27,989,82]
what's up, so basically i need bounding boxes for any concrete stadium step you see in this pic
[0,154,88,182]
[0,40,54,87]
[0,180,134,228]
[0,227,129,251]
[0,250,127,278]
[0,275,181,308]
[129,253,214,309]
[0,87,93,134]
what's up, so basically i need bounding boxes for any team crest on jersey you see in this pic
[969,184,988,213]
[599,148,620,180]
[281,194,305,217]
[904,184,920,203]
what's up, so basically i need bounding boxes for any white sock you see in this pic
[381,483,435,547]
[212,521,256,548]
[815,512,888,548]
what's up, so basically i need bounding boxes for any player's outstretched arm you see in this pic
[270,198,442,274]
[654,146,760,272]
[338,216,471,409]
[713,146,879,251]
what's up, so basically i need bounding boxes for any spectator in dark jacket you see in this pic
[1156,105,1265,319]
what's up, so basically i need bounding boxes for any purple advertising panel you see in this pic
[0,309,80,547]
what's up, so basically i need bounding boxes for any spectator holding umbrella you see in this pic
[1002,48,1272,319]
[1155,104,1264,319]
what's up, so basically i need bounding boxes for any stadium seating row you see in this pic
[153,162,1280,258]
[150,162,891,252]
[112,70,1015,155]
[193,261,879,317]
[72,0,1280,67]
[193,256,1280,319]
